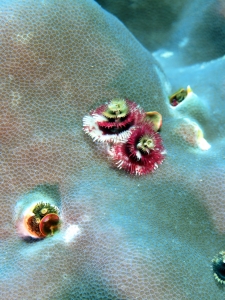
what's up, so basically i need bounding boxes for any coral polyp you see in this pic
[108,122,165,175]
[212,251,225,284]
[83,99,144,143]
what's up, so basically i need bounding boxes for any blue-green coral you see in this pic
[1,0,225,299]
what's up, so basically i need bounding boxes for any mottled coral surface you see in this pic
[1,0,225,299]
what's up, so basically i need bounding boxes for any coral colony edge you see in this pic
[1,0,225,299]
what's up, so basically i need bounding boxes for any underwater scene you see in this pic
[1,0,225,299]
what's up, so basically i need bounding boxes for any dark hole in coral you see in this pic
[22,236,44,244]
[213,258,225,281]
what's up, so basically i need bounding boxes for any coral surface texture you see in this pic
[1,0,225,299]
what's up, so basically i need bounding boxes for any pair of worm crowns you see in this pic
[21,202,61,239]
[83,98,165,176]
